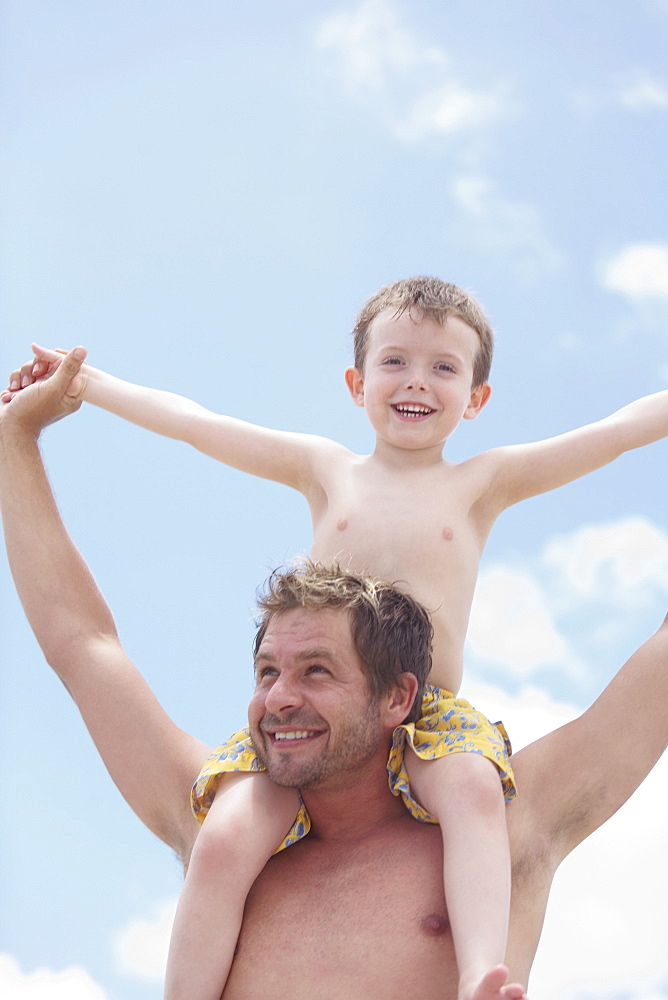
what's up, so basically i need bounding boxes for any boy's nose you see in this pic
[405,368,428,390]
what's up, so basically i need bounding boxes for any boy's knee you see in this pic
[193,810,253,870]
[407,750,504,816]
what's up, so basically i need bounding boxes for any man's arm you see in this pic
[503,617,667,980]
[3,343,342,494]
[480,391,668,512]
[0,350,210,861]
[511,613,668,864]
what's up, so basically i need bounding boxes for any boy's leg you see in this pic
[405,750,525,1000]
[165,772,300,1000]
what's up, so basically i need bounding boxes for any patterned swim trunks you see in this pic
[387,683,515,824]
[192,683,514,851]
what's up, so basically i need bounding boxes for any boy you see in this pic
[6,276,667,1000]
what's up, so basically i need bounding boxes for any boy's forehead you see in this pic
[367,307,479,352]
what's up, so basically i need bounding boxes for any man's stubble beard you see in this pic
[251,697,384,791]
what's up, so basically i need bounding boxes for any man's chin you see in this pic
[263,750,328,789]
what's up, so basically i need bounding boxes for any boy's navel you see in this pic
[442,527,454,541]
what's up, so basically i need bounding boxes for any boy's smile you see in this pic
[345,309,491,457]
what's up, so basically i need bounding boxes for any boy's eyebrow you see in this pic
[378,344,470,362]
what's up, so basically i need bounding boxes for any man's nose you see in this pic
[263,674,305,714]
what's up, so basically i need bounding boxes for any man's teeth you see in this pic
[274,731,311,741]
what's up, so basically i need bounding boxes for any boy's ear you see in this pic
[345,366,365,407]
[382,672,419,728]
[463,382,492,421]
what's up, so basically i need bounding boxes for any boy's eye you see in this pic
[435,362,455,373]
[383,357,403,366]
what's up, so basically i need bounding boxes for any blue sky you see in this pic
[1,2,667,998]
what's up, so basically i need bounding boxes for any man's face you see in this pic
[248,607,386,790]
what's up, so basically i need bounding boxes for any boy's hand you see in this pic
[2,343,87,404]
[0,348,87,436]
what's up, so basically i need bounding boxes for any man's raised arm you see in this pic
[0,349,209,861]
[512,614,668,862]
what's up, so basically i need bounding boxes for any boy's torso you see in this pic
[309,450,499,693]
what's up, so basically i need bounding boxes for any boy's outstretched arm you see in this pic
[482,390,668,512]
[5,344,339,493]
[0,350,209,862]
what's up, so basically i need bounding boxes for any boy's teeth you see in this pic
[396,405,432,415]
[274,731,310,741]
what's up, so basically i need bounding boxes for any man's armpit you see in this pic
[548,782,609,857]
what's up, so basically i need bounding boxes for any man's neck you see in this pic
[299,752,406,843]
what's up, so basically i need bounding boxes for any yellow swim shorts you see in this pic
[387,683,515,825]
[192,683,514,851]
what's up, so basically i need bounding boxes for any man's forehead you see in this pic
[256,606,355,659]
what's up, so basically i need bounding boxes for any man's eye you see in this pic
[308,664,329,675]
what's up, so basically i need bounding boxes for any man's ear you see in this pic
[344,366,365,407]
[463,381,492,421]
[382,673,419,727]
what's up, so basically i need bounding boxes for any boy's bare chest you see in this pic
[311,464,485,589]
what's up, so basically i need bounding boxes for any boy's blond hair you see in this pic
[253,560,433,723]
[352,276,494,388]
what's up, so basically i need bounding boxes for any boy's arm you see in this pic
[0,351,209,861]
[481,391,668,512]
[11,344,336,493]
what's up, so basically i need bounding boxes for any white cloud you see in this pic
[601,243,668,300]
[467,566,579,676]
[395,83,507,141]
[113,898,177,982]
[543,517,668,606]
[452,175,563,278]
[619,75,668,111]
[315,0,444,93]
[315,0,511,140]
[465,677,580,753]
[572,73,668,116]
[467,518,667,685]
[0,955,106,1000]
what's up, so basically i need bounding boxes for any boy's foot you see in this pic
[461,965,527,1000]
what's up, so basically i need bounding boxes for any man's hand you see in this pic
[0,347,87,437]
[2,343,87,405]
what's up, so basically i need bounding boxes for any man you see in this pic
[1,349,667,998]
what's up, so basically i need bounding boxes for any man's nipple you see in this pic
[422,912,449,936]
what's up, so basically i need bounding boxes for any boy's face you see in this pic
[345,309,491,454]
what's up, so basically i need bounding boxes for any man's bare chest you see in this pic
[223,823,459,1000]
